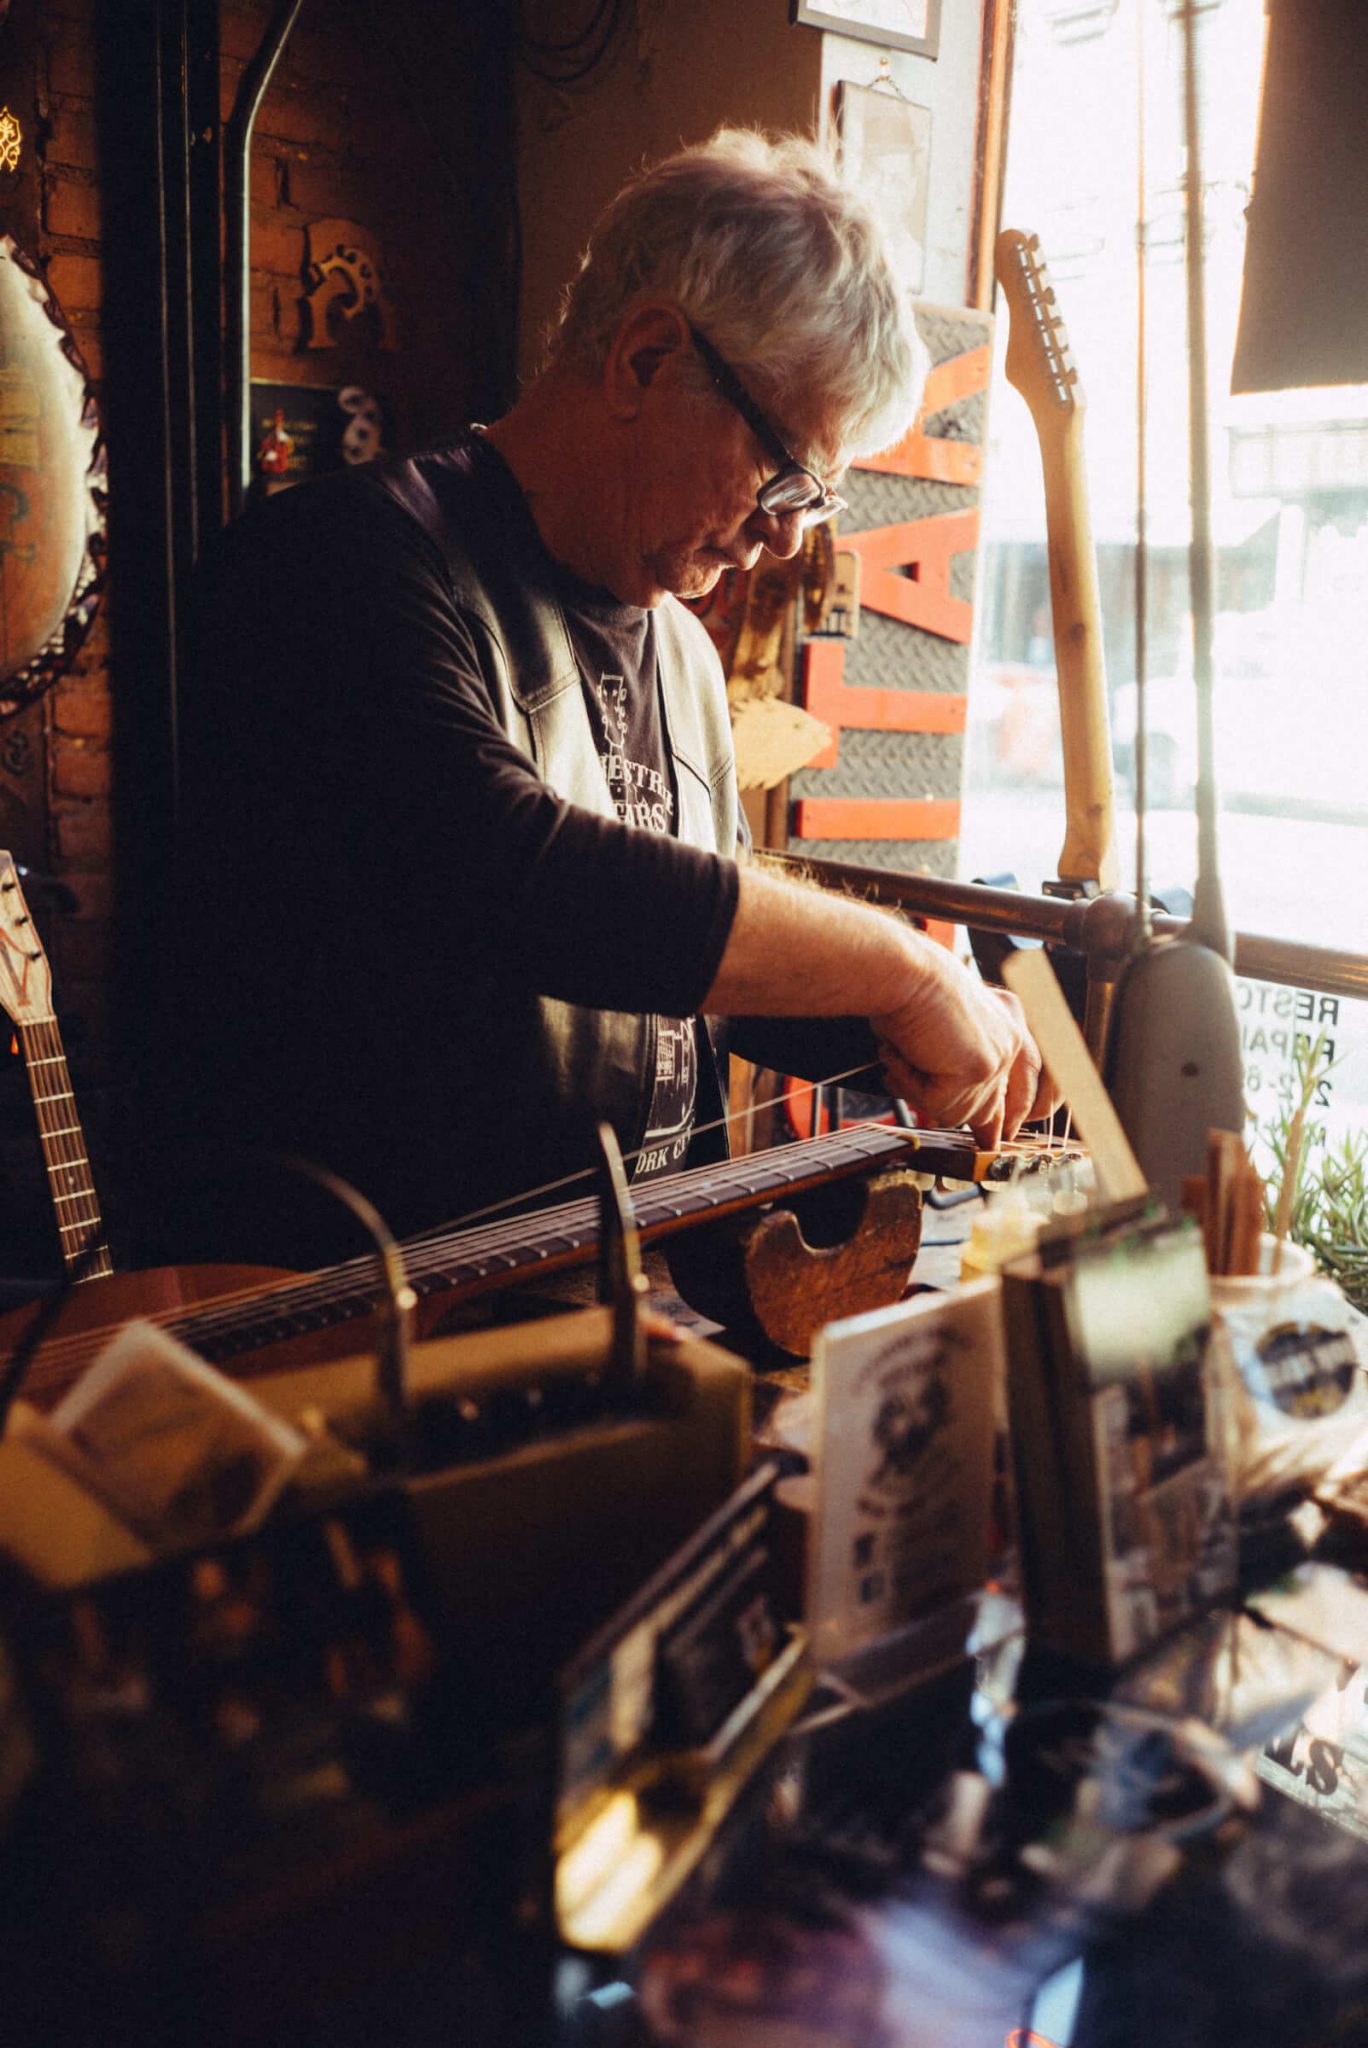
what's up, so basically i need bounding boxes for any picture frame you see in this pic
[792,0,941,61]
[836,80,933,296]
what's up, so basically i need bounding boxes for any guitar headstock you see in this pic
[0,851,55,1028]
[995,227,1085,431]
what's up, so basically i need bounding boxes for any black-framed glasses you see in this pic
[688,323,846,530]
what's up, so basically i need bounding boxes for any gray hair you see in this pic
[549,127,927,460]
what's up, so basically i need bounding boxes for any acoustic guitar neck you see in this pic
[0,853,113,1282]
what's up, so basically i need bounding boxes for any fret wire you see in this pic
[177,1124,922,1341]
[17,1021,106,1270]
[139,1097,901,1351]
[163,1125,929,1349]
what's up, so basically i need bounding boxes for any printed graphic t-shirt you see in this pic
[559,583,699,1182]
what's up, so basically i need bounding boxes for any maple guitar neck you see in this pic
[0,855,113,1282]
[996,228,1118,892]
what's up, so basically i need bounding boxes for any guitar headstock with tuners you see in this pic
[0,852,55,1030]
[996,227,1086,434]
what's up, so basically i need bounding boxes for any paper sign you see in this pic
[807,1277,1002,1669]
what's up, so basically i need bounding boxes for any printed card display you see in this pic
[806,1277,1002,1672]
[1004,1215,1238,1668]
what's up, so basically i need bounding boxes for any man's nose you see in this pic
[747,503,805,560]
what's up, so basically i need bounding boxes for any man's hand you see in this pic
[870,949,1058,1147]
[702,864,1059,1149]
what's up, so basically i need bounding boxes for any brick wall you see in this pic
[0,0,510,1279]
[232,0,510,452]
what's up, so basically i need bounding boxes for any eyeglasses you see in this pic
[687,323,846,530]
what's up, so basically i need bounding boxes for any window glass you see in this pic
[962,0,1368,1151]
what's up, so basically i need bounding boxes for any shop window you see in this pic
[962,0,1368,1147]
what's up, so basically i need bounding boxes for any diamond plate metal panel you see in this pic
[790,728,963,802]
[792,839,959,881]
[833,603,967,696]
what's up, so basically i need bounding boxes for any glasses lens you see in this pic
[799,493,845,531]
[758,466,825,515]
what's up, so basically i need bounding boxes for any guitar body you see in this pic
[0,1264,299,1406]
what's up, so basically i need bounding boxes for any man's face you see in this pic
[620,370,846,609]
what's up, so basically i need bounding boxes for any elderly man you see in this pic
[165,129,1052,1258]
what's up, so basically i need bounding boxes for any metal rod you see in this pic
[1132,0,1152,951]
[772,854,1368,1005]
[224,0,305,517]
[1179,0,1231,960]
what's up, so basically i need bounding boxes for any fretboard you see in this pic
[12,1121,1076,1414]
[164,1122,987,1370]
[19,1018,114,1282]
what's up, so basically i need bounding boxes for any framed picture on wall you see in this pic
[792,0,941,61]
[836,82,932,295]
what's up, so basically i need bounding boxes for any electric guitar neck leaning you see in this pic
[995,228,1118,892]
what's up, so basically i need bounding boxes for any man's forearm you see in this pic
[699,863,936,1019]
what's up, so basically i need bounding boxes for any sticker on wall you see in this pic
[0,107,22,175]
[249,382,392,493]
[302,218,399,351]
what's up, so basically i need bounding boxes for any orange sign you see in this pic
[839,511,980,643]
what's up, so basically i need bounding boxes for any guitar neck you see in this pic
[995,227,1118,894]
[8,1121,1084,1411]
[162,1123,959,1367]
[18,1017,113,1282]
[1039,419,1116,890]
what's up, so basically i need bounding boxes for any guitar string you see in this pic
[24,1019,106,1267]
[17,1126,1054,1395]
[27,1020,86,1194]
[15,1060,1082,1396]
[17,1126,1087,1404]
[17,1085,928,1392]
[3,876,110,1271]
[13,1062,886,1388]
[401,1060,886,1246]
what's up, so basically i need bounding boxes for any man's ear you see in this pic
[604,303,690,419]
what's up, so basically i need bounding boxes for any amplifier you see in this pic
[0,1308,751,2044]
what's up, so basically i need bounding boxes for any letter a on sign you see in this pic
[839,510,979,644]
